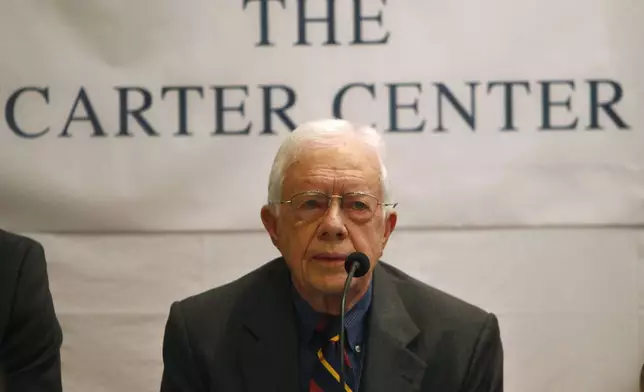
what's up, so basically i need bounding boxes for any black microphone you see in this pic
[339,252,370,390]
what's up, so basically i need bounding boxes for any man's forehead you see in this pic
[287,145,380,177]
[283,151,381,196]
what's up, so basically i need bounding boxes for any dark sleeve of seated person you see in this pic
[0,230,63,392]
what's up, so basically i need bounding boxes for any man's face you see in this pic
[261,138,397,297]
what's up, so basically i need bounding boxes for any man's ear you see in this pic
[261,205,279,247]
[382,210,397,248]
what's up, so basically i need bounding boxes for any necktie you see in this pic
[309,317,356,392]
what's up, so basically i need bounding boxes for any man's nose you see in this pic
[318,199,348,240]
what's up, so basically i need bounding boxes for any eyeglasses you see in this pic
[269,191,398,222]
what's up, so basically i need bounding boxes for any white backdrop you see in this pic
[0,0,642,391]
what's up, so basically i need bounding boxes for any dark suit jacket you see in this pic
[160,258,503,392]
[0,230,63,392]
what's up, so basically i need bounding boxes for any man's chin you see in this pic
[310,276,348,295]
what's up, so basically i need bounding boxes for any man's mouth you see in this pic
[312,252,349,262]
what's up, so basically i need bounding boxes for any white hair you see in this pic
[266,119,393,211]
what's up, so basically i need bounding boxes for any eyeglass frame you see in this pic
[267,190,398,222]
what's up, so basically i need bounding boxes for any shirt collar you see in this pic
[292,280,373,350]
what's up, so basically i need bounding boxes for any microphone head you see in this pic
[345,252,371,278]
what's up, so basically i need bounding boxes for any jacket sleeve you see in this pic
[459,313,504,392]
[2,239,63,392]
[160,301,206,392]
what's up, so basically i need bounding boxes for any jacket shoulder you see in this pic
[376,262,504,391]
[179,258,281,308]
[378,261,492,324]
[167,258,283,340]
[0,230,44,261]
[0,230,47,304]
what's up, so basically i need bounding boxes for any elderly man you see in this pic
[160,119,503,392]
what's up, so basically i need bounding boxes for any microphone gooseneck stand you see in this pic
[339,251,370,392]
[339,261,360,391]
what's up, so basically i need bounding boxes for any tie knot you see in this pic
[313,315,341,343]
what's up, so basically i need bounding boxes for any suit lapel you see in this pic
[361,264,427,392]
[237,260,300,392]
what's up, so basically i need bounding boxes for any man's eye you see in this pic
[351,201,369,211]
[300,199,324,209]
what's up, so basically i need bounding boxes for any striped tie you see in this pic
[309,317,355,392]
